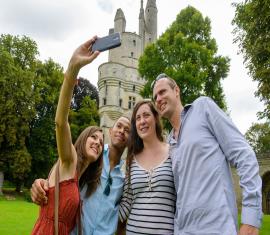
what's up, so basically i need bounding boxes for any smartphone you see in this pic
[92,32,121,52]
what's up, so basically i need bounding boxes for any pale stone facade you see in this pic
[98,0,157,143]
[232,155,270,215]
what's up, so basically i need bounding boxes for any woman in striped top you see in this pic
[118,100,176,234]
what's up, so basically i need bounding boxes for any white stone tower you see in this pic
[98,0,158,143]
[144,0,158,46]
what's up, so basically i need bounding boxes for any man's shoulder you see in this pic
[189,96,212,111]
[193,96,212,105]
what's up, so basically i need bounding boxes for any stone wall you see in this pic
[232,156,270,214]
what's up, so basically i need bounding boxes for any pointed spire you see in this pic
[139,0,145,38]
[146,0,156,9]
[114,8,126,33]
[139,0,144,19]
[114,8,125,21]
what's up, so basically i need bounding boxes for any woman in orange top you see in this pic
[31,36,103,235]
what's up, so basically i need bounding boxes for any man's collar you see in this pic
[104,143,109,153]
[105,144,124,169]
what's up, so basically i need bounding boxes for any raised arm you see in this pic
[55,37,100,166]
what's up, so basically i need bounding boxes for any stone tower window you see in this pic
[133,39,136,46]
[118,81,121,97]
[133,85,136,92]
[103,98,106,105]
[128,97,132,109]
[104,81,108,95]
[119,99,122,107]
[131,52,134,57]
[128,96,136,109]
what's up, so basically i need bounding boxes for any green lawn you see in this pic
[260,214,270,235]
[0,200,39,235]
[0,196,269,235]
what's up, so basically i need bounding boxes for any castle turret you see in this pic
[139,0,145,53]
[114,8,126,33]
[144,0,157,46]
[139,0,145,37]
[98,1,158,143]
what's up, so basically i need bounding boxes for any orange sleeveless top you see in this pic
[31,173,80,235]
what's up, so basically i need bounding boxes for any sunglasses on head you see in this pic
[103,174,113,196]
[150,73,169,89]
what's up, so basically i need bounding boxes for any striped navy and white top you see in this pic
[119,156,176,235]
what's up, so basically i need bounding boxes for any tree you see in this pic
[0,34,101,191]
[245,122,270,157]
[10,148,32,192]
[233,0,270,120]
[72,77,99,111]
[0,34,39,191]
[139,6,230,110]
[70,96,100,142]
[26,59,63,183]
[70,77,100,142]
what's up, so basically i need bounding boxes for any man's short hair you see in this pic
[112,114,130,128]
[151,73,177,90]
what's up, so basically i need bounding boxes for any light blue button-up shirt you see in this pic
[169,97,262,235]
[71,144,125,235]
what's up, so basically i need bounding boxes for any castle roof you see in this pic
[114,8,126,21]
[146,0,157,9]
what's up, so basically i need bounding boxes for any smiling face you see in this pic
[153,78,180,120]
[85,130,104,163]
[109,116,130,150]
[135,103,157,140]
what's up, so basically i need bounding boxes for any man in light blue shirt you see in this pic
[76,143,126,235]
[31,116,130,235]
[152,74,262,235]
[77,116,130,234]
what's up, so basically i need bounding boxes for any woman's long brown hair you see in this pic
[126,100,164,187]
[75,126,103,197]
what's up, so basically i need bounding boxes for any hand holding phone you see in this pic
[92,32,121,52]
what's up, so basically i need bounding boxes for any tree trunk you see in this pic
[0,171,4,195]
[15,181,22,193]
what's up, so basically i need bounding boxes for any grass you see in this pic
[0,189,269,235]
[260,214,270,234]
[0,200,38,235]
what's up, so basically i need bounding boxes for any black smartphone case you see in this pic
[92,32,121,52]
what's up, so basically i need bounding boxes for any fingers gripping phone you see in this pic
[92,32,121,52]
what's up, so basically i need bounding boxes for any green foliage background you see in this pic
[233,0,270,120]
[139,6,230,110]
[0,34,100,190]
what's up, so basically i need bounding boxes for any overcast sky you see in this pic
[0,0,264,134]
